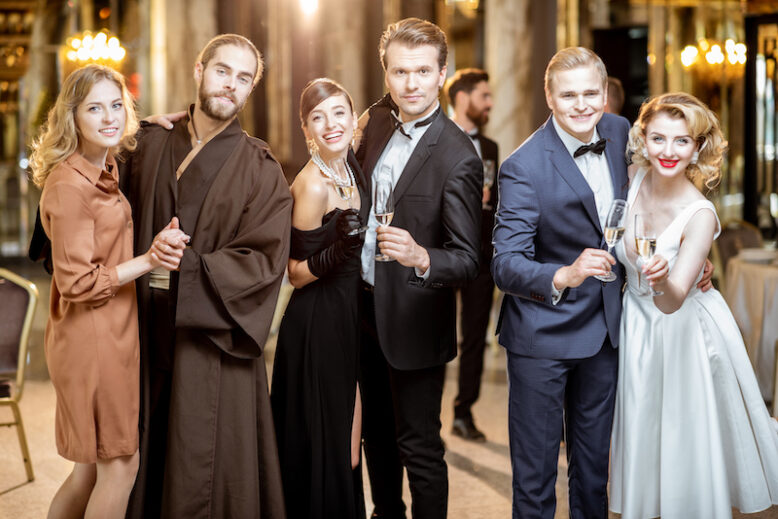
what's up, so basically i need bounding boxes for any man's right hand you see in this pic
[553,248,615,290]
[143,111,187,130]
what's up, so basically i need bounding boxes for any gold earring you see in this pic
[307,138,318,156]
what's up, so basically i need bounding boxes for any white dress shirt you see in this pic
[360,103,439,286]
[551,116,614,229]
[550,116,615,303]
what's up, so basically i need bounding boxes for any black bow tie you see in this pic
[392,106,440,139]
[574,138,607,158]
[469,132,479,140]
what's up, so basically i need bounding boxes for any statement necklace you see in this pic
[311,151,356,187]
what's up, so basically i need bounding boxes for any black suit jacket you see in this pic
[357,94,482,370]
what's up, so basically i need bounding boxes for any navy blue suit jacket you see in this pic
[492,113,630,359]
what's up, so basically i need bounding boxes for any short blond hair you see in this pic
[628,92,727,191]
[545,47,607,94]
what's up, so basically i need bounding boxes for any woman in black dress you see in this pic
[271,78,367,518]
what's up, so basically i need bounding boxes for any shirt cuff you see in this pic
[415,265,430,280]
[550,280,563,305]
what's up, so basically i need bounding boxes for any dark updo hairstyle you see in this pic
[299,78,354,126]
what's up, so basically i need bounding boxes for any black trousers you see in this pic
[360,287,448,519]
[454,264,495,421]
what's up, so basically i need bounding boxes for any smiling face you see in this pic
[384,42,446,123]
[195,44,256,121]
[303,94,357,161]
[545,65,607,142]
[75,78,126,164]
[644,111,698,178]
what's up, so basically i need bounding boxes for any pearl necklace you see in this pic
[311,152,356,187]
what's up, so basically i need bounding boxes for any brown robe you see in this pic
[121,112,291,519]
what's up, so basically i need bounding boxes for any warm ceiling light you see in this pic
[299,0,317,15]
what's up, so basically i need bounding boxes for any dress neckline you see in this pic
[628,168,716,244]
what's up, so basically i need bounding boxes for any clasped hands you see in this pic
[148,217,190,271]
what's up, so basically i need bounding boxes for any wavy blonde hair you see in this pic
[29,64,138,188]
[628,92,727,191]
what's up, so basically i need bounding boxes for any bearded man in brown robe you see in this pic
[121,34,291,518]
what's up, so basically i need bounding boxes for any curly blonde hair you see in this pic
[628,92,727,191]
[29,64,138,188]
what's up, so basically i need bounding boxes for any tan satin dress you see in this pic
[40,152,139,463]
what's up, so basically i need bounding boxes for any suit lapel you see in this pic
[392,111,444,203]
[543,120,601,232]
[363,115,395,187]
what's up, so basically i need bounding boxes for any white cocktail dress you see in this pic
[610,169,778,519]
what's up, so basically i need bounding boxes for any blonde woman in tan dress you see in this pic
[31,65,189,519]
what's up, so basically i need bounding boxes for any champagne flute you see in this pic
[330,157,366,235]
[594,199,628,282]
[482,159,496,210]
[330,157,357,209]
[374,169,395,262]
[634,213,663,296]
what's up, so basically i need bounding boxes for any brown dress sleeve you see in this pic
[42,182,120,306]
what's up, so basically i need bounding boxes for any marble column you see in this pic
[322,0,367,114]
[266,0,294,165]
[148,0,217,114]
[485,0,555,161]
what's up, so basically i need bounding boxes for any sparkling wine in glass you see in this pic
[330,157,357,207]
[594,199,628,282]
[634,213,663,296]
[330,157,366,236]
[374,168,395,262]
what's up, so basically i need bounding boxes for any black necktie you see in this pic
[574,138,607,158]
[392,106,440,139]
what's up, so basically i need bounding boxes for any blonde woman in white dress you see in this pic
[610,92,778,519]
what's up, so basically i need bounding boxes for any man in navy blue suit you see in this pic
[493,47,713,519]
[492,47,629,518]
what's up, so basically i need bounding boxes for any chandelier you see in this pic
[64,30,126,65]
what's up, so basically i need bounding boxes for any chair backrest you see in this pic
[0,268,38,399]
[716,219,764,271]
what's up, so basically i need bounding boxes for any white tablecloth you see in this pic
[725,257,778,401]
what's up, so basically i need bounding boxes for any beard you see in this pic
[198,85,245,121]
[466,103,489,127]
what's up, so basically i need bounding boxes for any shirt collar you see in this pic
[65,151,117,185]
[391,101,440,138]
[551,115,601,158]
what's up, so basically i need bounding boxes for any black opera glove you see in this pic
[308,209,364,278]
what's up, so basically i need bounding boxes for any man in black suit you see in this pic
[444,68,499,442]
[355,17,482,519]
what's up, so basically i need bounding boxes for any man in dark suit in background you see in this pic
[492,47,628,518]
[444,68,499,442]
[355,17,482,519]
